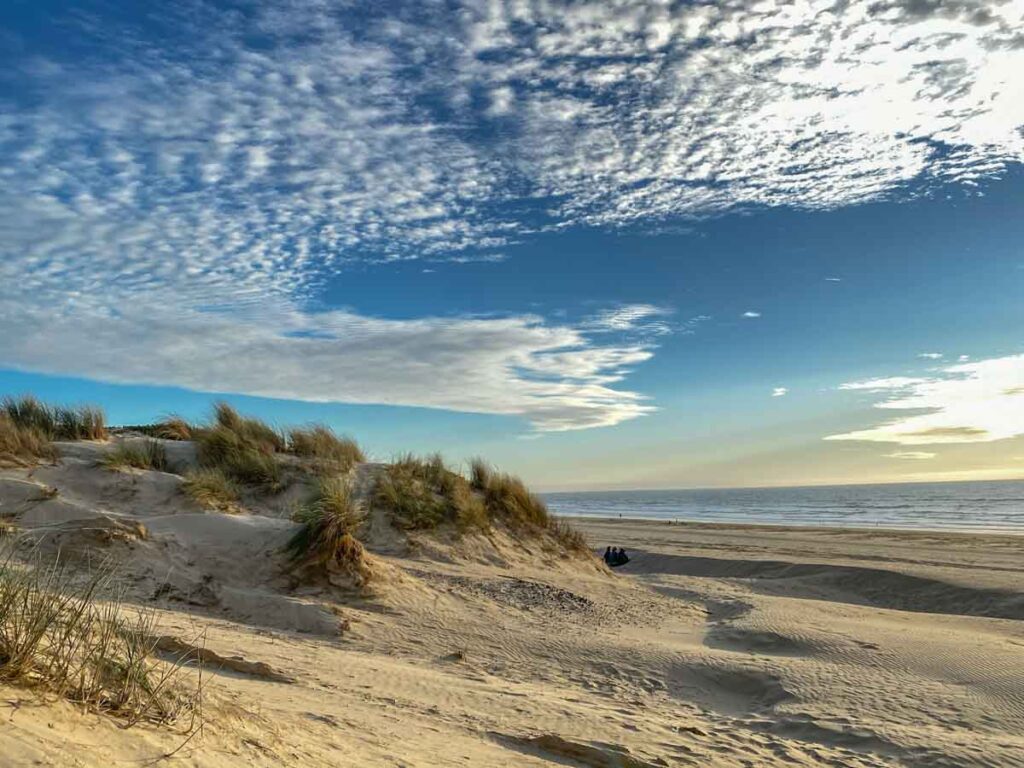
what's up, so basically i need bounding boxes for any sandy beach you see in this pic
[2,440,1023,767]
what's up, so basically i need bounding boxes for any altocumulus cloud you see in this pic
[827,355,1024,445]
[1,0,1023,429]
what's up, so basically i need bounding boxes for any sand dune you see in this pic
[2,440,1023,766]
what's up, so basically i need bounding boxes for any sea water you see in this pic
[542,479,1024,534]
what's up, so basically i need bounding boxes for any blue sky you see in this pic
[1,0,1022,489]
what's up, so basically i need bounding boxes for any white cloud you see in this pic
[825,277,842,282]
[885,451,937,460]
[918,352,944,359]
[1,1,1022,429]
[827,354,1024,445]
[742,311,762,319]
[771,387,789,397]
[486,86,515,117]
[0,302,656,433]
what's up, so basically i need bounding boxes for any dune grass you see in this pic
[101,440,168,472]
[195,403,283,489]
[0,413,57,466]
[0,549,200,726]
[181,468,240,513]
[375,453,488,531]
[375,455,589,552]
[286,477,370,583]
[2,395,106,441]
[287,425,364,473]
[154,415,195,441]
[469,459,549,527]
[213,402,285,452]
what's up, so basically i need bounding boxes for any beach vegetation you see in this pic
[182,468,241,513]
[0,413,57,466]
[2,395,106,441]
[287,425,364,473]
[286,477,370,583]
[375,453,489,532]
[101,440,168,472]
[195,403,283,489]
[0,549,200,726]
[153,415,195,441]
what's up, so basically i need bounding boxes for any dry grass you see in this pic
[465,458,591,552]
[546,516,590,554]
[470,459,550,528]
[154,415,194,441]
[375,454,489,532]
[101,440,168,472]
[195,403,283,489]
[182,468,241,513]
[286,477,370,584]
[2,395,106,441]
[0,413,57,466]
[0,549,200,727]
[212,402,285,452]
[287,425,364,473]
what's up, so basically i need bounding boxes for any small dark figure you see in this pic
[617,548,630,566]
[603,546,613,565]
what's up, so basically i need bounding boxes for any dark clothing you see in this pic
[606,547,630,567]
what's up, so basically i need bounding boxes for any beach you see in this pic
[2,444,1024,766]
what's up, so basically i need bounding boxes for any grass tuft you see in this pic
[375,454,489,532]
[546,516,590,554]
[213,403,285,452]
[154,415,194,441]
[0,413,57,466]
[195,404,283,489]
[101,440,168,472]
[478,470,551,528]
[287,425,364,473]
[378,454,588,553]
[0,549,200,726]
[286,477,370,583]
[2,395,106,440]
[182,468,240,513]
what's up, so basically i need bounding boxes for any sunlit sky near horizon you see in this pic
[2,0,1023,491]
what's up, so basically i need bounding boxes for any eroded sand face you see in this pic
[2,443,1023,766]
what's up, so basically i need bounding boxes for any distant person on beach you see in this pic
[615,548,630,566]
[603,546,613,565]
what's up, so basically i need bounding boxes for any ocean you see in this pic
[542,479,1024,534]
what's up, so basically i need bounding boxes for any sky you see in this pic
[1,0,1022,491]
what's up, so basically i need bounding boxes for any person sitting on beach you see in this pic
[606,547,629,567]
[603,546,614,565]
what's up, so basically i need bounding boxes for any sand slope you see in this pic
[2,444,1023,766]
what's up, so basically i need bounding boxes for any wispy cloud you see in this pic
[825,277,843,282]
[1,1,1022,429]
[885,451,937,460]
[0,303,657,433]
[827,354,1024,445]
[918,352,944,360]
[584,304,673,335]
[771,387,789,398]
[742,311,762,319]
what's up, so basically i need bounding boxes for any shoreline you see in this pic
[568,514,1024,539]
